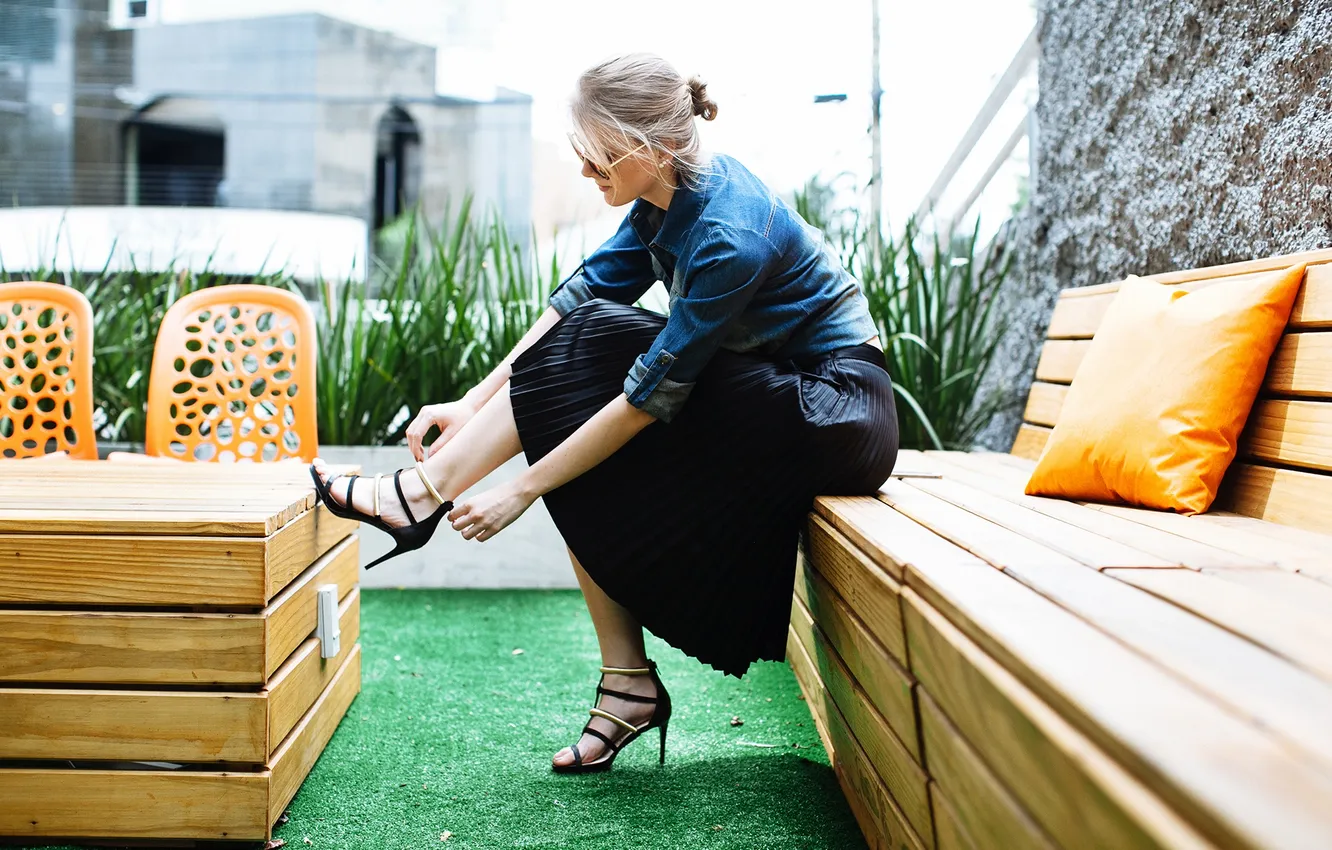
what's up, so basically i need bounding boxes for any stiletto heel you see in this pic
[309,461,453,570]
[552,659,672,774]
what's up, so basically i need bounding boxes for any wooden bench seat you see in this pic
[790,249,1332,850]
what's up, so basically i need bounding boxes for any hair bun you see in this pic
[687,76,718,121]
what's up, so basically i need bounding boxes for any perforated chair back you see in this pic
[145,284,319,463]
[0,282,98,460]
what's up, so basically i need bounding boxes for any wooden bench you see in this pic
[788,249,1332,850]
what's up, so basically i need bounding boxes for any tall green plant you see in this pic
[797,175,1015,449]
[858,216,1013,450]
[5,195,560,448]
[314,197,560,446]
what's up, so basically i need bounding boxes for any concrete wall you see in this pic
[975,0,1332,449]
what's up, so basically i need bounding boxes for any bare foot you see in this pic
[552,672,660,768]
[311,457,446,527]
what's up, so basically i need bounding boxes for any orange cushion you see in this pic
[1024,263,1307,514]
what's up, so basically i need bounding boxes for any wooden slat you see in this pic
[793,554,918,762]
[802,513,908,664]
[266,505,359,601]
[1220,463,1332,534]
[1108,568,1332,685]
[0,535,358,685]
[1268,328,1332,397]
[0,686,266,763]
[787,625,837,763]
[1023,393,1332,478]
[787,623,928,850]
[903,560,1332,849]
[1199,568,1332,619]
[0,461,359,535]
[922,451,1269,570]
[898,475,1178,569]
[918,689,1058,850]
[815,496,928,584]
[1022,381,1067,427]
[1010,423,1051,460]
[0,767,270,840]
[0,608,263,685]
[1034,340,1087,384]
[994,557,1332,773]
[1052,251,1332,296]
[931,784,983,850]
[876,478,1083,573]
[265,588,361,755]
[906,588,1218,850]
[1241,399,1332,473]
[1044,264,1332,338]
[0,504,355,607]
[791,593,931,838]
[1031,332,1332,398]
[1147,249,1332,287]
[267,642,362,827]
[878,471,1332,772]
[264,536,360,679]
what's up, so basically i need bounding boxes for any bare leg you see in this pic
[311,380,522,526]
[551,547,661,768]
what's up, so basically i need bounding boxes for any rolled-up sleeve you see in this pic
[548,212,657,316]
[623,224,776,422]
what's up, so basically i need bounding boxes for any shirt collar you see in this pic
[628,155,717,257]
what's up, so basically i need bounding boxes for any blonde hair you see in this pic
[570,53,719,190]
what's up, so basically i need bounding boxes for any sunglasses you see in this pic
[568,132,647,180]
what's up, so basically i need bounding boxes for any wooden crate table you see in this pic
[0,460,362,844]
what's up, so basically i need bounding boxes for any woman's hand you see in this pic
[405,401,478,462]
[446,479,536,542]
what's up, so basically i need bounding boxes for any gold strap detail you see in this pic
[599,665,651,675]
[372,473,382,517]
[415,461,448,506]
[588,707,641,734]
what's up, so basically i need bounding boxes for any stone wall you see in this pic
[975,0,1332,449]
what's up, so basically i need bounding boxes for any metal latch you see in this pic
[316,584,341,658]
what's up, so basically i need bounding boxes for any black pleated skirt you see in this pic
[509,298,900,678]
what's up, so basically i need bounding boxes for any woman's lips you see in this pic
[599,185,611,193]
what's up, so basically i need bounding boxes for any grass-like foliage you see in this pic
[795,176,1014,450]
[2,196,559,447]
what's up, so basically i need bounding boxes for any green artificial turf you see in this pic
[24,589,869,850]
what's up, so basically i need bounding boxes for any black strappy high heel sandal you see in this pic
[309,461,453,570]
[552,659,672,774]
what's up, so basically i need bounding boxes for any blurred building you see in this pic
[0,0,531,240]
[0,0,133,207]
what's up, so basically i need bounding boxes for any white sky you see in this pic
[157,0,1035,247]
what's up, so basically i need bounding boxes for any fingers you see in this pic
[405,408,436,462]
[447,502,491,541]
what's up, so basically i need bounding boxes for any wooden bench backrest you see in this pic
[1012,248,1332,533]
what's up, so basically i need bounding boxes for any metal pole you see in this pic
[869,0,883,255]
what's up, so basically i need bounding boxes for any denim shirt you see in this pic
[547,153,880,423]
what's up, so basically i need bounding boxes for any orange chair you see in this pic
[144,284,319,463]
[0,282,98,460]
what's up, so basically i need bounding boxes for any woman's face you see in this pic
[573,134,663,207]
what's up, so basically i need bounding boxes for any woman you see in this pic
[310,53,899,774]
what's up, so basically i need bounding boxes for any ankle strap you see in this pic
[600,665,651,675]
[415,461,449,507]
